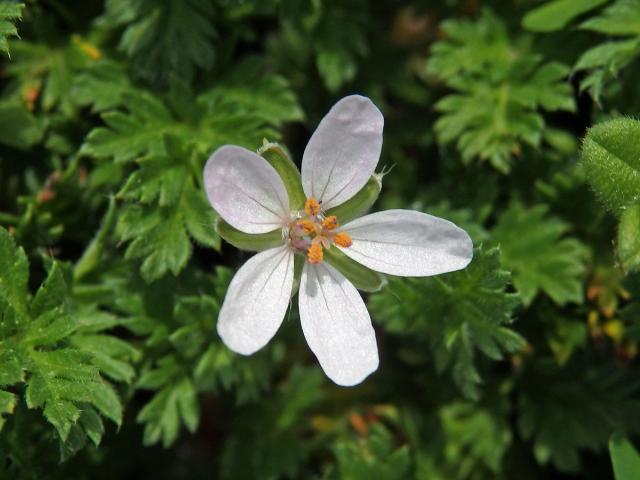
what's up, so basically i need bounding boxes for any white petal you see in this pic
[204,145,290,234]
[217,246,294,355]
[339,209,473,277]
[301,95,383,210]
[299,262,378,386]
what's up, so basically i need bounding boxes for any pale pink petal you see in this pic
[301,95,383,210]
[217,246,294,355]
[299,262,378,386]
[204,145,290,234]
[339,209,473,277]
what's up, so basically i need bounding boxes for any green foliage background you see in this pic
[1,0,640,478]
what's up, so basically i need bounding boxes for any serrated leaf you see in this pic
[581,117,640,212]
[428,11,574,172]
[0,227,128,455]
[518,359,640,471]
[99,0,216,86]
[491,203,589,305]
[0,2,24,55]
[369,247,523,399]
[573,1,640,100]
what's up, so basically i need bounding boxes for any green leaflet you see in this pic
[215,219,283,252]
[581,117,640,212]
[0,228,129,452]
[0,2,24,55]
[491,202,589,306]
[610,434,640,480]
[522,0,608,32]
[326,175,382,224]
[619,204,640,273]
[324,247,386,293]
[427,10,575,172]
[368,246,523,399]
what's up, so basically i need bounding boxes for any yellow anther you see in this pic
[334,232,353,248]
[322,216,339,230]
[305,197,321,217]
[307,243,324,264]
[297,219,316,234]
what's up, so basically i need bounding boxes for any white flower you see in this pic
[203,95,473,386]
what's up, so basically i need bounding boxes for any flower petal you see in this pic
[301,95,383,210]
[204,145,290,234]
[339,209,473,277]
[299,262,378,386]
[217,245,294,355]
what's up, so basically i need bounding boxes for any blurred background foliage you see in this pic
[1,0,640,478]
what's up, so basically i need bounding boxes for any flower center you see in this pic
[287,197,353,263]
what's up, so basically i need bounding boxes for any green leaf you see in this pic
[369,247,523,399]
[98,0,216,86]
[115,136,220,282]
[137,376,200,447]
[619,204,640,273]
[324,247,386,293]
[428,11,574,172]
[328,424,411,480]
[0,390,16,431]
[610,434,640,480]
[0,2,24,55]
[491,202,589,305]
[518,359,640,471]
[581,117,640,212]
[0,101,46,149]
[572,1,640,100]
[0,227,128,455]
[522,0,608,32]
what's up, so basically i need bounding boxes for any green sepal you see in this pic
[326,174,382,224]
[291,255,305,298]
[618,204,640,273]
[215,219,283,252]
[259,140,306,210]
[324,247,386,293]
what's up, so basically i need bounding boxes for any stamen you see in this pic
[305,197,321,217]
[307,243,324,264]
[322,216,339,230]
[297,219,316,234]
[334,232,353,248]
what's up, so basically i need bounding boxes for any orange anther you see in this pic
[334,232,353,248]
[305,197,321,217]
[307,243,324,264]
[297,219,316,234]
[322,216,339,230]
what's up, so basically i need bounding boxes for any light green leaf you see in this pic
[0,2,24,55]
[522,0,608,32]
[491,203,589,305]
